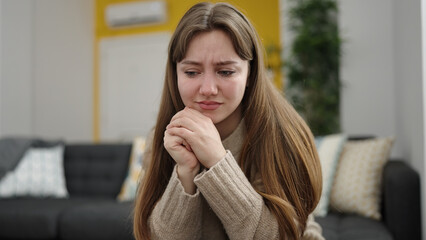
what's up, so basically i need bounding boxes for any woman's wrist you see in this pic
[204,149,227,169]
[176,164,199,194]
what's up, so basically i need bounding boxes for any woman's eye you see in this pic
[184,71,199,77]
[218,70,235,77]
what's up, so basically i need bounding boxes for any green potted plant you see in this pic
[285,0,342,135]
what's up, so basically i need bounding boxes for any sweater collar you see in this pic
[221,119,246,161]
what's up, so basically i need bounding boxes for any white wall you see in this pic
[0,0,34,136]
[0,1,2,136]
[339,0,399,155]
[393,0,423,168]
[0,0,93,142]
[423,0,426,235]
[33,0,93,142]
[392,0,425,236]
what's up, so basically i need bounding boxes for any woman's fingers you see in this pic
[167,108,226,169]
[166,125,192,140]
[167,117,196,132]
[169,107,210,127]
[182,139,193,152]
[164,129,198,170]
[163,130,184,151]
[167,108,215,139]
[164,129,199,194]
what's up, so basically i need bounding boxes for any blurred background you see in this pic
[0,0,424,237]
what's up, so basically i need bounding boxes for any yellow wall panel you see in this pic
[96,0,280,44]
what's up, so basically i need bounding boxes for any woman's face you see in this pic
[177,30,249,135]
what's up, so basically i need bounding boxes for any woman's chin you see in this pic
[202,112,217,122]
[197,112,221,124]
[185,106,222,124]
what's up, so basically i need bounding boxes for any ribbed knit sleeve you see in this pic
[148,165,203,240]
[194,150,279,240]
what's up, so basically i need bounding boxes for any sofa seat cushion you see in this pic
[0,198,106,239]
[59,200,134,240]
[316,211,393,240]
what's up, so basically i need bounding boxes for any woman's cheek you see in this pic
[178,83,196,106]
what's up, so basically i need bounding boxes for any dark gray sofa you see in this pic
[0,143,135,240]
[317,160,422,240]
[0,143,422,240]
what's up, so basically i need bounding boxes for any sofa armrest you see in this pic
[382,160,421,240]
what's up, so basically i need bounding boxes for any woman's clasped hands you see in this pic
[163,107,227,193]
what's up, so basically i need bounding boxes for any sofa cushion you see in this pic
[64,144,131,198]
[0,198,104,239]
[59,201,134,240]
[313,134,347,216]
[117,138,146,201]
[316,211,392,240]
[330,137,394,220]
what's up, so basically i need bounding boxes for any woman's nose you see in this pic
[199,74,218,96]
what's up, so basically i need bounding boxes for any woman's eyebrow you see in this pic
[215,60,239,66]
[179,60,201,66]
[179,60,240,66]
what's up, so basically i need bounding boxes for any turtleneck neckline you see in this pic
[221,119,246,161]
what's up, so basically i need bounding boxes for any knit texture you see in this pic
[146,120,324,239]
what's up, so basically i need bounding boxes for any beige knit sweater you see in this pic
[144,120,324,240]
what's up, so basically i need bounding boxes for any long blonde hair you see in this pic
[134,2,322,239]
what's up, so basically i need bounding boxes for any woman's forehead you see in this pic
[180,30,242,62]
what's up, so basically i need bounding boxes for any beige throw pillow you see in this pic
[117,137,146,201]
[330,137,394,220]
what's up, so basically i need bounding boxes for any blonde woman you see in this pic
[134,2,324,240]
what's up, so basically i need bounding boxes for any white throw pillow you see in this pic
[0,145,68,198]
[313,134,347,217]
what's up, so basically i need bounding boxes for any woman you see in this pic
[134,2,323,240]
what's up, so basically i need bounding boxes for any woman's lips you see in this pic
[197,101,222,110]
